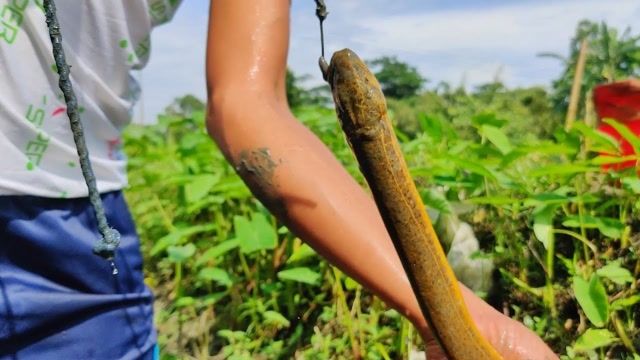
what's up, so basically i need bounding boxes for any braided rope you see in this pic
[43,0,120,275]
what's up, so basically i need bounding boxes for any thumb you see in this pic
[477,312,559,360]
[420,314,559,360]
[463,284,559,360]
[420,285,560,360]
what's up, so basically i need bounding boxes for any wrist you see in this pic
[400,294,433,343]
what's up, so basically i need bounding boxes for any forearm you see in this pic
[209,93,425,317]
[205,0,427,331]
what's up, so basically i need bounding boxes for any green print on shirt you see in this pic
[55,93,85,114]
[33,0,42,12]
[1,0,28,45]
[149,0,178,25]
[119,39,135,63]
[24,96,82,170]
[24,102,50,170]
[135,35,150,60]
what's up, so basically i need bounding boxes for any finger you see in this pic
[417,285,560,359]
[458,285,559,360]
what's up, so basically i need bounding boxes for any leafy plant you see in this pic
[122,21,640,358]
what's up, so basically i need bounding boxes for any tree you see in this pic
[539,20,640,119]
[286,67,309,108]
[286,68,331,108]
[164,94,205,117]
[367,56,427,99]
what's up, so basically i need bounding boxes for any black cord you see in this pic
[43,0,120,275]
[314,0,328,58]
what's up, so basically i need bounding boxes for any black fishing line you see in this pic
[314,0,328,58]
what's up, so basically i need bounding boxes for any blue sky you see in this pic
[131,0,640,124]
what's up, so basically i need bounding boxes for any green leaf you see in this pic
[194,238,240,267]
[393,126,410,143]
[419,188,453,215]
[603,118,640,156]
[610,294,640,311]
[418,114,444,142]
[448,140,471,155]
[533,204,555,249]
[528,164,597,177]
[589,155,637,166]
[438,153,497,181]
[174,296,196,308]
[277,267,321,285]
[524,193,571,207]
[516,143,579,156]
[573,328,617,352]
[343,276,360,291]
[166,243,197,262]
[501,143,580,167]
[596,217,626,239]
[621,177,640,193]
[210,176,252,199]
[234,213,277,254]
[216,329,246,341]
[184,174,221,203]
[596,261,634,285]
[562,214,600,229]
[562,215,625,238]
[198,267,233,286]
[556,254,576,277]
[150,224,216,256]
[482,125,513,155]
[286,243,318,264]
[471,113,507,129]
[201,292,228,307]
[463,196,521,206]
[179,131,206,152]
[572,122,619,154]
[573,275,609,327]
[262,310,291,328]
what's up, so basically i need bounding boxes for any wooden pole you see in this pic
[565,39,589,131]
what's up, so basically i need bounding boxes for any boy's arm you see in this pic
[205,0,425,332]
[204,1,557,359]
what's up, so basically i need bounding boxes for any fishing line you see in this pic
[314,0,328,58]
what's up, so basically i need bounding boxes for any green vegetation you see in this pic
[123,20,640,359]
[540,20,640,120]
[366,55,427,99]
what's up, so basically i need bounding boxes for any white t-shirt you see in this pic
[0,0,183,198]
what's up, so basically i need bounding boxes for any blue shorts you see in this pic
[0,191,157,360]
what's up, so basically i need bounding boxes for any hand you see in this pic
[415,285,559,360]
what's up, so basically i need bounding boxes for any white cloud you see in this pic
[290,0,639,89]
[136,0,640,124]
[351,0,638,54]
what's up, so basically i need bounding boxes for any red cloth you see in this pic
[593,79,640,171]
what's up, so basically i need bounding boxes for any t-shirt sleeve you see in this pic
[148,0,183,27]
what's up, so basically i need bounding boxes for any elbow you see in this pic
[205,84,244,137]
[204,83,289,156]
[207,77,288,121]
[205,88,237,153]
[205,85,258,139]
